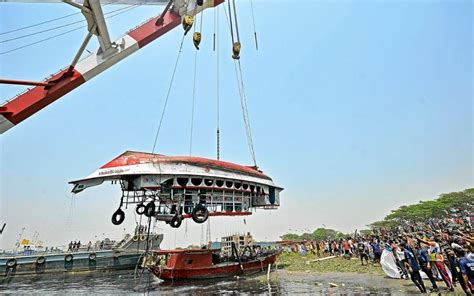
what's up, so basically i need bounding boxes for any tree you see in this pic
[369,188,473,227]
[280,233,300,241]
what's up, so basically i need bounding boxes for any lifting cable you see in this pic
[0,11,81,36]
[189,4,205,155]
[250,0,259,50]
[231,0,241,60]
[151,34,186,154]
[215,6,221,160]
[234,59,257,167]
[0,3,117,36]
[189,49,198,156]
[0,5,134,44]
[223,4,258,166]
[206,218,211,246]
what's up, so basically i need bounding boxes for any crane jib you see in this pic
[0,0,224,134]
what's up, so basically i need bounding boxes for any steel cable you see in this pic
[0,5,140,55]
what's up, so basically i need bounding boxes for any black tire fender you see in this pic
[192,204,209,224]
[89,253,97,261]
[144,202,156,218]
[36,256,46,265]
[111,208,125,225]
[6,258,17,267]
[170,215,182,228]
[136,203,146,215]
[65,254,74,262]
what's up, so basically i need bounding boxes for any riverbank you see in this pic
[274,253,467,295]
[276,252,384,274]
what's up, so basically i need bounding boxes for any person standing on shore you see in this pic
[415,243,438,291]
[401,243,427,293]
[392,241,409,279]
[358,240,369,265]
[342,239,351,259]
[417,236,454,292]
[371,239,381,264]
[454,248,474,295]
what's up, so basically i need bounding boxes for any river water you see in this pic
[1,270,421,295]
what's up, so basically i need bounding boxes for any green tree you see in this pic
[369,188,473,228]
[280,233,300,241]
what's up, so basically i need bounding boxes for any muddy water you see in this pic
[0,270,440,295]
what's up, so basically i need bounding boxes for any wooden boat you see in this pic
[146,248,278,281]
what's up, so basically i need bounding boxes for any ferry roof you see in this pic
[100,151,272,180]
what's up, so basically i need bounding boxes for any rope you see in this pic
[227,0,235,44]
[206,218,211,245]
[233,59,257,166]
[151,34,186,154]
[0,12,81,36]
[213,3,217,51]
[237,60,257,164]
[249,0,259,50]
[0,5,140,55]
[231,0,240,42]
[223,5,257,166]
[200,5,204,33]
[216,6,221,160]
[189,49,198,155]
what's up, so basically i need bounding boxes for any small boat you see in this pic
[146,244,279,281]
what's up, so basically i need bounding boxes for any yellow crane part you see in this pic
[182,15,194,35]
[193,32,202,50]
[232,42,241,60]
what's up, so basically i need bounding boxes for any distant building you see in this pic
[221,232,253,255]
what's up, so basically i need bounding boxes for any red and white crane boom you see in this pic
[0,0,224,134]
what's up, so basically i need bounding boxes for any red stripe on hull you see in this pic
[152,255,276,281]
[181,211,252,219]
[1,69,85,125]
[100,151,271,179]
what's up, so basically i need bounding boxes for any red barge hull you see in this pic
[148,249,277,281]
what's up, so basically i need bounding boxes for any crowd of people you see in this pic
[285,213,473,295]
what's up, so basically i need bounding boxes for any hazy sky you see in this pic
[0,0,472,250]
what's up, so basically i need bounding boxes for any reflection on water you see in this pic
[1,270,416,295]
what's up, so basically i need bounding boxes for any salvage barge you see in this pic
[145,245,279,281]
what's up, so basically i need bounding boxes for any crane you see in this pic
[0,0,224,134]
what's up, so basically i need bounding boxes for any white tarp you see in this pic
[380,249,401,278]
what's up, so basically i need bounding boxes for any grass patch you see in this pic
[276,252,384,275]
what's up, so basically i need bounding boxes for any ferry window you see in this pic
[225,181,233,188]
[215,180,224,187]
[160,178,173,193]
[191,178,202,186]
[250,185,255,192]
[234,182,241,189]
[256,186,261,194]
[177,178,188,187]
[242,183,249,190]
[204,179,214,186]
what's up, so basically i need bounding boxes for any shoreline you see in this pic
[274,253,467,295]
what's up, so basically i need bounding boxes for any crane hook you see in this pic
[193,32,202,50]
[182,15,194,35]
[232,42,241,60]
